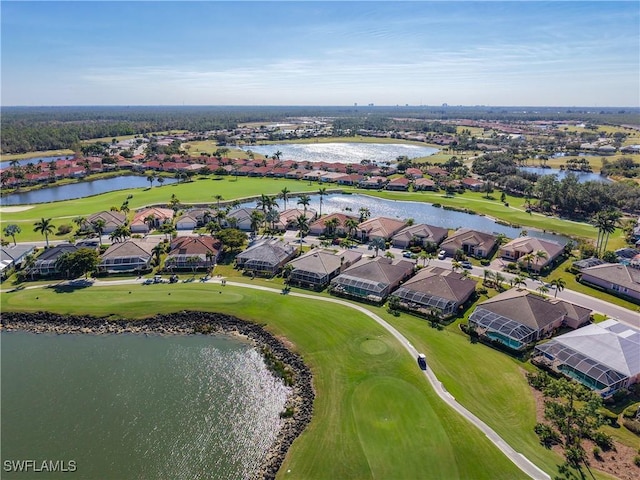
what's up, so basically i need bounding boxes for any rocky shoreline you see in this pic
[1,311,315,480]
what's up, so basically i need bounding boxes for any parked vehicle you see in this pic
[460,261,472,269]
[169,274,179,284]
[417,353,427,370]
[437,250,446,260]
[402,251,413,258]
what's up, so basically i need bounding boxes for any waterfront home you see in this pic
[87,211,127,234]
[0,244,36,279]
[336,174,365,186]
[358,217,407,242]
[98,239,156,273]
[498,236,564,273]
[164,236,222,271]
[533,319,640,397]
[385,177,410,191]
[439,228,497,259]
[329,256,414,303]
[392,266,476,318]
[130,207,174,234]
[29,243,78,277]
[275,208,316,232]
[235,238,297,276]
[461,178,485,191]
[175,208,212,230]
[392,223,448,249]
[413,178,437,191]
[405,168,423,179]
[578,263,640,301]
[308,212,359,237]
[286,249,362,289]
[359,176,388,189]
[468,289,592,351]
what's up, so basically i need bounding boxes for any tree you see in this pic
[534,250,548,271]
[550,278,566,298]
[323,217,339,237]
[152,243,165,265]
[250,210,265,236]
[511,275,526,290]
[539,378,605,470]
[297,194,311,215]
[521,252,535,272]
[279,187,291,210]
[144,215,157,231]
[358,207,371,223]
[158,223,176,240]
[157,176,165,187]
[91,219,106,247]
[213,194,224,210]
[55,248,99,279]
[418,250,432,267]
[384,251,395,259]
[368,237,386,257]
[345,218,359,240]
[33,217,55,247]
[3,224,21,245]
[318,187,327,217]
[592,209,621,257]
[146,174,155,188]
[295,214,309,250]
[257,194,278,214]
[216,228,247,253]
[169,194,181,212]
[537,284,549,296]
[265,208,280,233]
[109,225,131,243]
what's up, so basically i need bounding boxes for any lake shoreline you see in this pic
[1,311,314,480]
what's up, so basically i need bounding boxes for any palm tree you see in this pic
[384,251,395,259]
[536,285,550,296]
[323,217,339,237]
[205,221,219,236]
[249,210,265,236]
[144,215,157,231]
[33,217,55,247]
[146,174,155,188]
[318,187,327,217]
[265,208,280,233]
[279,187,291,210]
[534,250,548,272]
[273,150,283,161]
[494,272,506,291]
[358,207,371,222]
[157,176,165,187]
[521,252,535,272]
[257,194,278,214]
[550,278,566,298]
[345,218,359,240]
[152,243,165,265]
[297,194,311,215]
[295,214,309,251]
[451,260,462,273]
[511,275,527,290]
[213,194,224,210]
[368,237,386,257]
[91,219,106,247]
[418,250,432,267]
[3,224,21,245]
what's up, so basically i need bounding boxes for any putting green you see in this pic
[359,338,389,355]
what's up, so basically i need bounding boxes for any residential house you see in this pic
[578,263,640,301]
[29,243,78,277]
[308,212,359,237]
[439,228,497,259]
[392,266,477,317]
[130,207,174,234]
[385,177,410,191]
[235,238,297,276]
[533,319,640,397]
[97,239,156,273]
[87,211,127,234]
[461,177,485,191]
[359,176,388,189]
[468,289,592,351]
[275,208,316,232]
[0,244,36,279]
[164,236,222,271]
[358,217,407,242]
[498,236,564,273]
[413,178,437,191]
[329,256,414,303]
[392,224,448,249]
[405,168,423,179]
[224,208,260,231]
[176,208,212,230]
[286,249,362,289]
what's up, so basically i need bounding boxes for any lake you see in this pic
[243,142,438,164]
[0,155,73,169]
[245,193,571,244]
[1,331,289,480]
[519,167,611,183]
[1,175,178,206]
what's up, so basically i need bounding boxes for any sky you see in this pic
[1,1,639,107]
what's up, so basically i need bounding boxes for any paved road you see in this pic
[13,275,547,479]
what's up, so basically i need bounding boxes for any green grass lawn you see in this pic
[1,149,75,161]
[1,283,528,480]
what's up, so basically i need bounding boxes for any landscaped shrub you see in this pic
[432,203,441,208]
[634,455,640,467]
[57,224,73,235]
[598,408,620,427]
[623,403,640,419]
[480,259,490,266]
[590,431,615,451]
[534,423,560,447]
[527,371,551,391]
[622,418,640,436]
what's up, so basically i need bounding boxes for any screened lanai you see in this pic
[468,307,538,350]
[330,275,388,302]
[393,287,457,316]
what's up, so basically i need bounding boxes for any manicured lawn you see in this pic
[1,149,75,161]
[1,283,527,480]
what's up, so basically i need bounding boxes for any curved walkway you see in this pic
[6,276,550,479]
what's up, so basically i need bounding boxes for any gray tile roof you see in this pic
[396,266,476,303]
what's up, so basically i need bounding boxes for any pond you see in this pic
[519,167,610,183]
[243,142,439,165]
[243,193,571,244]
[1,175,178,206]
[1,331,289,480]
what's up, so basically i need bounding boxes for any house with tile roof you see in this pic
[533,319,640,397]
[97,239,156,273]
[468,289,592,351]
[130,207,174,234]
[357,217,407,242]
[392,266,477,318]
[87,211,127,234]
[164,236,222,271]
[275,208,316,232]
[385,177,410,191]
[412,178,437,191]
[286,249,362,290]
[308,212,359,236]
[439,228,497,259]
[499,236,564,273]
[224,208,260,231]
[392,223,448,249]
[579,263,640,301]
[329,256,414,303]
